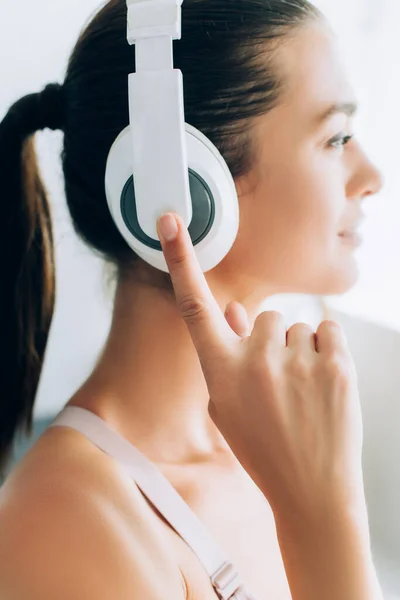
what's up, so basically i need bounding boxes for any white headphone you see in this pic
[104,0,239,274]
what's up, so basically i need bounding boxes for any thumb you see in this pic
[224,301,251,338]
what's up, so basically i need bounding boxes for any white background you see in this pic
[0,1,399,418]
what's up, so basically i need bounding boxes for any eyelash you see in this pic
[328,134,354,150]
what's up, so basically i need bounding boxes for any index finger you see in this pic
[156,212,238,361]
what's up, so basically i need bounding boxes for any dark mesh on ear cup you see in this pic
[120,169,215,250]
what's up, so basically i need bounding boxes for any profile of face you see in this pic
[213,20,383,304]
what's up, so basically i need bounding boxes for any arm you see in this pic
[274,502,384,600]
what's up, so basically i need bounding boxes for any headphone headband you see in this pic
[104,0,240,273]
[127,0,183,45]
[125,0,192,241]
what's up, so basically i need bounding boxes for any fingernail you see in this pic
[157,213,178,242]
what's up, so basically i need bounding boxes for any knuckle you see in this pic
[169,252,187,267]
[254,310,285,331]
[323,354,349,380]
[288,355,310,378]
[266,310,284,320]
[263,310,285,323]
[317,320,350,352]
[288,322,313,334]
[179,294,209,323]
[319,319,344,334]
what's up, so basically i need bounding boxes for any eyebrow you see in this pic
[316,102,358,125]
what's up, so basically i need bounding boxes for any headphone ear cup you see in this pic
[105,123,239,273]
[119,167,216,250]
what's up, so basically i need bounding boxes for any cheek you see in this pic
[232,155,345,275]
[253,156,342,243]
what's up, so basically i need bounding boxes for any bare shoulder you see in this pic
[0,427,186,600]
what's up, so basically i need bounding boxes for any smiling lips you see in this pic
[338,214,365,237]
[338,231,362,246]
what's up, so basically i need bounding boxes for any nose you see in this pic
[347,144,384,200]
[362,159,383,199]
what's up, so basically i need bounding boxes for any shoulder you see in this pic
[0,428,187,599]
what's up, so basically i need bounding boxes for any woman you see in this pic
[0,0,384,598]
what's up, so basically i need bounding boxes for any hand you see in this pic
[156,212,366,521]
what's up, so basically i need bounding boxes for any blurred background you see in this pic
[0,0,399,597]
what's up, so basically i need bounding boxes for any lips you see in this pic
[338,230,356,236]
[338,230,363,245]
[339,215,365,236]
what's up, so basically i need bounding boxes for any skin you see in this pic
[0,18,384,600]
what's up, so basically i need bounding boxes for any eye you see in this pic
[327,133,354,150]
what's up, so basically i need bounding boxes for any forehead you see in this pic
[274,21,356,120]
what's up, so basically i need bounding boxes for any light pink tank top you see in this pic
[49,405,258,600]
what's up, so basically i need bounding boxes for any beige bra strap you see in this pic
[49,406,257,600]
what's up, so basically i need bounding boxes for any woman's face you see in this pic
[215,20,383,304]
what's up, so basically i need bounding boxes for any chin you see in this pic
[318,261,360,296]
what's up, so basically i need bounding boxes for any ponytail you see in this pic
[0,84,64,480]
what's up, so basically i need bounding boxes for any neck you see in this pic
[69,264,268,466]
